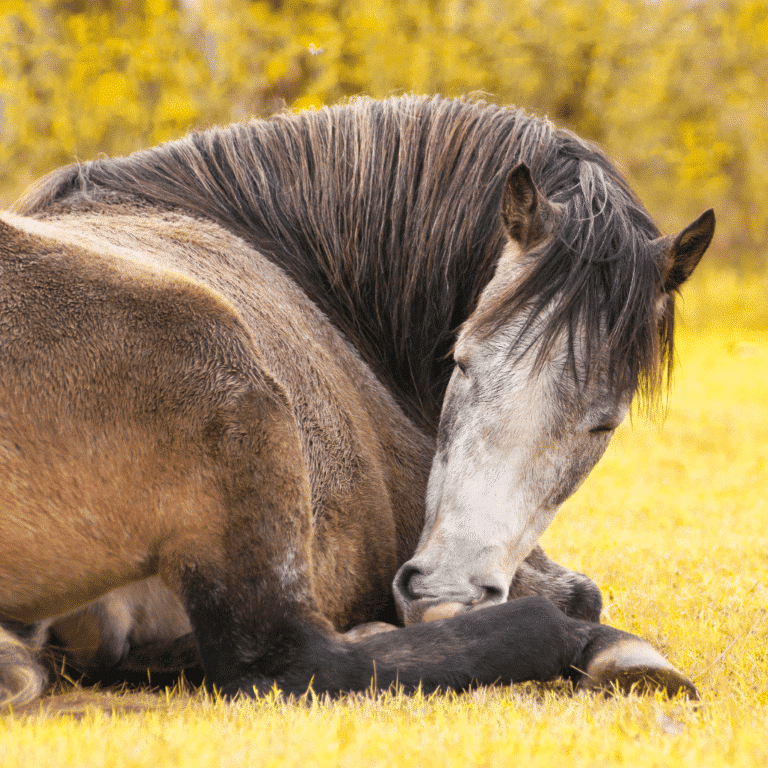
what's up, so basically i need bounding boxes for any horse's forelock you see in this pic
[469,136,670,412]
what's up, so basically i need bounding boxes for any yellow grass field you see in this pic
[1,266,766,767]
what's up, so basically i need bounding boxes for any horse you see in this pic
[0,95,713,709]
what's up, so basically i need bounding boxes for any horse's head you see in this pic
[394,162,714,626]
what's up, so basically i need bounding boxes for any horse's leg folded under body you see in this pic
[509,545,603,623]
[181,589,697,699]
[41,528,603,684]
[99,598,698,699]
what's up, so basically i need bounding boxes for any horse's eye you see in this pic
[455,359,468,375]
[589,423,617,435]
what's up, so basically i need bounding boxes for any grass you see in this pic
[1,265,767,767]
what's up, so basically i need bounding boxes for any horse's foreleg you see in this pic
[348,597,698,699]
[160,382,358,697]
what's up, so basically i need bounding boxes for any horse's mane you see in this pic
[16,95,667,432]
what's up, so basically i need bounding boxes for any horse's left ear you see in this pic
[657,209,716,292]
[501,163,557,249]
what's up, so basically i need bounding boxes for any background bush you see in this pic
[1,0,766,268]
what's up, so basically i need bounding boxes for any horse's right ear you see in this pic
[501,163,555,249]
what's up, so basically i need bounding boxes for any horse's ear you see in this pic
[658,209,715,292]
[501,163,556,249]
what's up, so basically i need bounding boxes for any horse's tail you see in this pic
[0,624,48,709]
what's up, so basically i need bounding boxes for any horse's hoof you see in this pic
[419,602,465,623]
[577,639,699,699]
[343,622,398,640]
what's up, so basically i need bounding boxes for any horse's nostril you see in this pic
[394,562,423,602]
[472,580,508,606]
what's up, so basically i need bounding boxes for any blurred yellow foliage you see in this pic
[1,0,766,266]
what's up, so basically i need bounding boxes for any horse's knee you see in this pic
[556,574,602,623]
[509,546,603,623]
[0,624,48,709]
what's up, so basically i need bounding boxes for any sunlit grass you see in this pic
[1,266,767,766]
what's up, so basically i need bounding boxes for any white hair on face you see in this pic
[398,240,633,621]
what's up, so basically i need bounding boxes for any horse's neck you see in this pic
[273,237,483,436]
[281,259,445,434]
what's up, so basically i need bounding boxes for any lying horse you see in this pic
[0,96,713,707]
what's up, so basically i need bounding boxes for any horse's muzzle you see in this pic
[392,560,509,626]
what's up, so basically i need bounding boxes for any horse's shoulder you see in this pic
[0,210,283,439]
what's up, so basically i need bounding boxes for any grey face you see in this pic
[393,241,631,625]
[392,157,714,627]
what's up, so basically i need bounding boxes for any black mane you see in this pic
[16,95,668,432]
